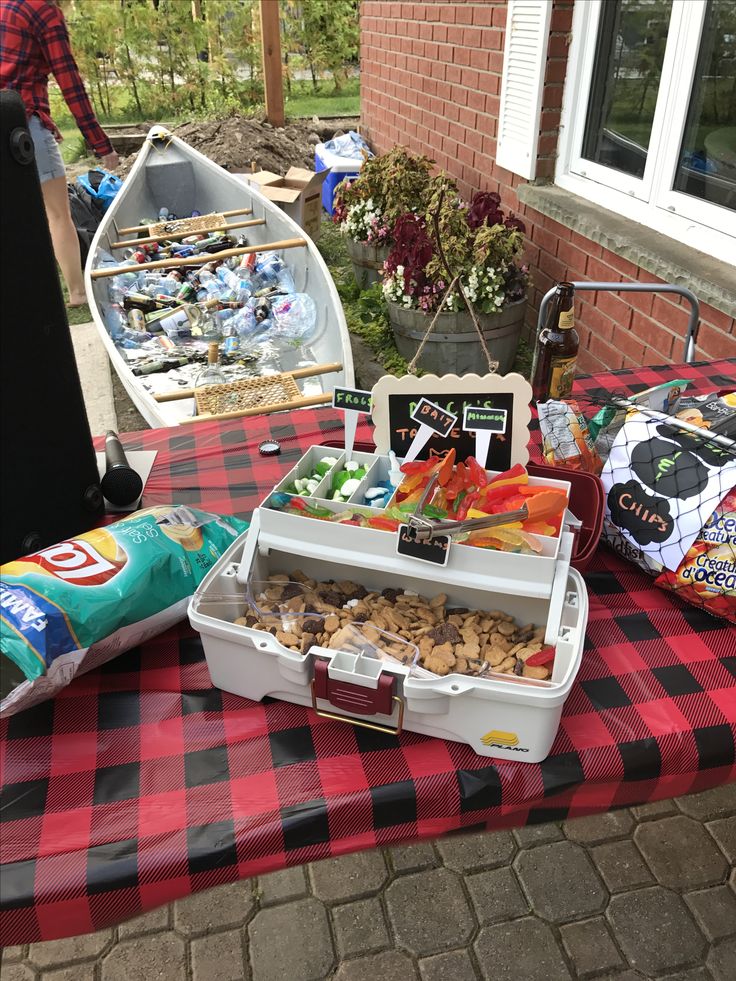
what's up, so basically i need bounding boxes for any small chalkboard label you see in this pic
[333,386,373,414]
[463,405,508,434]
[410,398,457,437]
[396,525,451,566]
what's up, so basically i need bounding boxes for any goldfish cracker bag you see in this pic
[655,488,736,623]
[0,505,247,716]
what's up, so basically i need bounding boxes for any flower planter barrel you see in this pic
[387,297,526,375]
[346,237,391,290]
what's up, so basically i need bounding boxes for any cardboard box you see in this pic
[245,168,328,241]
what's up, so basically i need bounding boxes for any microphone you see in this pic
[101,431,143,507]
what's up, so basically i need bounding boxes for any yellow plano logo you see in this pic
[481,729,519,747]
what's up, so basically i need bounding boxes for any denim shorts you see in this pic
[29,114,66,183]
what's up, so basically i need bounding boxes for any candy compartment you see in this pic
[348,454,397,508]
[323,451,377,504]
[274,447,345,499]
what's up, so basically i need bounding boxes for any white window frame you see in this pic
[557,0,736,265]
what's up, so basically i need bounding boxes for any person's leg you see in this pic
[28,116,86,306]
[41,175,86,305]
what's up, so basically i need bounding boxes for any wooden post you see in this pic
[259,0,285,128]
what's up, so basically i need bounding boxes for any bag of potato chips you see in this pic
[655,488,736,623]
[0,505,247,716]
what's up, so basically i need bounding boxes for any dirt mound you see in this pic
[116,114,359,178]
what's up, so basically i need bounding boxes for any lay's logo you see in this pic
[481,730,528,752]
[2,530,127,587]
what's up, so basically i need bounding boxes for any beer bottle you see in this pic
[122,292,158,313]
[531,282,578,403]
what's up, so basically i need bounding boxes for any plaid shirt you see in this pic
[0,0,112,157]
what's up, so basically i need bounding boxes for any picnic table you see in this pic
[1,359,734,945]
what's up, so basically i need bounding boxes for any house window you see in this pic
[558,0,736,262]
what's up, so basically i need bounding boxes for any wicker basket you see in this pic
[147,213,225,237]
[194,373,302,418]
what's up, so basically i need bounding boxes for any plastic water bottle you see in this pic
[255,252,296,293]
[217,266,240,290]
[104,304,153,348]
[104,303,127,339]
[270,293,317,342]
[200,270,225,297]
[216,308,236,331]
[230,305,261,340]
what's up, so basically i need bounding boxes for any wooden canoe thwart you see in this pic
[116,207,253,236]
[84,127,354,428]
[90,238,308,279]
[153,361,343,404]
[162,363,342,426]
[109,217,266,250]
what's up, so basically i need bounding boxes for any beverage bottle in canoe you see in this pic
[531,282,578,403]
[195,342,227,390]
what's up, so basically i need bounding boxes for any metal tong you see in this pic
[406,474,532,543]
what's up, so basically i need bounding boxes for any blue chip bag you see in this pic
[0,505,247,716]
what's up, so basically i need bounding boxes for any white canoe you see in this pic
[85,127,354,428]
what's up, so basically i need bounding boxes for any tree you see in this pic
[284,0,359,92]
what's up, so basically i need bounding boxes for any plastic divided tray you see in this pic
[243,445,580,645]
[322,439,605,572]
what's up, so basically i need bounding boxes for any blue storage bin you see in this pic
[315,143,362,215]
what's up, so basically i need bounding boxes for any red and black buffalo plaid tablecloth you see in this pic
[1,360,735,944]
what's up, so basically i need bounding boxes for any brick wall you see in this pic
[360,0,736,372]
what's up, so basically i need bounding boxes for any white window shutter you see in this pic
[496,0,553,180]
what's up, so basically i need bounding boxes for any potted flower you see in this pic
[382,178,529,375]
[333,146,434,289]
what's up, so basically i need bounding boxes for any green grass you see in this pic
[51,76,359,165]
[57,267,91,324]
[317,220,409,377]
[285,78,360,118]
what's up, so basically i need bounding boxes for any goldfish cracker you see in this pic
[0,505,248,717]
[655,488,736,623]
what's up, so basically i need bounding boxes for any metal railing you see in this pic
[536,282,700,364]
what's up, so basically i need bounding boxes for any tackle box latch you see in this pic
[311,655,404,735]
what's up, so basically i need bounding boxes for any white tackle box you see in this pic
[188,446,589,762]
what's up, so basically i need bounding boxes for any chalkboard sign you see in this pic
[463,405,508,434]
[371,372,533,469]
[333,386,372,414]
[388,392,514,468]
[396,525,451,566]
[410,398,458,437]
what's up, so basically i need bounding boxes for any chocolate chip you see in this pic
[304,604,318,614]
[345,583,368,600]
[320,589,343,608]
[302,618,324,634]
[381,587,402,603]
[280,583,303,600]
[428,622,462,645]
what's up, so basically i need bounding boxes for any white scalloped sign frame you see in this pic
[371,372,533,466]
